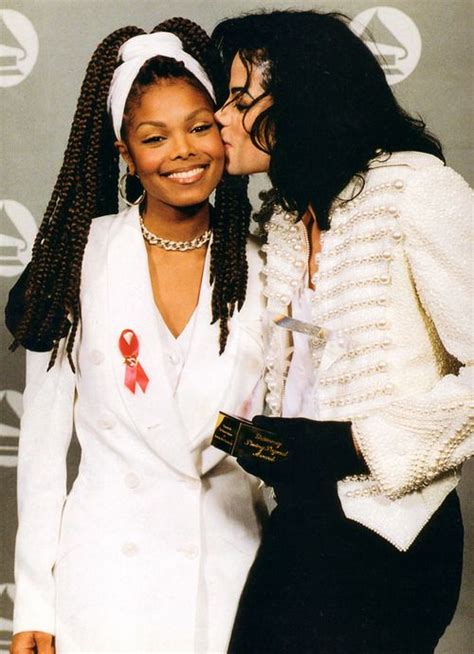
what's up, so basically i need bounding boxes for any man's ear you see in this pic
[115,140,135,176]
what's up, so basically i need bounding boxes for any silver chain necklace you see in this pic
[139,216,212,252]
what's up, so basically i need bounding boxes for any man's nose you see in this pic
[214,105,228,127]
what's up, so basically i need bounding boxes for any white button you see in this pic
[122,542,139,557]
[125,473,140,489]
[98,414,116,430]
[180,544,199,560]
[90,350,104,365]
[167,352,181,365]
[185,478,201,491]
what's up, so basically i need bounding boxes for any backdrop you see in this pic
[0,1,472,652]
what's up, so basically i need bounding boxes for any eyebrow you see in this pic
[230,87,256,100]
[136,107,213,129]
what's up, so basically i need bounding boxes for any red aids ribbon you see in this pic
[118,329,149,394]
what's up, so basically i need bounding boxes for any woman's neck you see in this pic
[142,200,210,241]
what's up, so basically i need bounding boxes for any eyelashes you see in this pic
[141,123,214,144]
[235,102,251,113]
[191,123,213,133]
[142,135,165,144]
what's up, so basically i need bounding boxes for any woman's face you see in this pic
[117,79,225,212]
[215,55,271,176]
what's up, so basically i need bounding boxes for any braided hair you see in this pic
[8,18,251,368]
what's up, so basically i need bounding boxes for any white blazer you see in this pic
[262,152,473,550]
[13,206,267,653]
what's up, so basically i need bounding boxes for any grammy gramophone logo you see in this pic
[0,200,37,277]
[0,390,22,468]
[351,7,422,85]
[0,9,38,87]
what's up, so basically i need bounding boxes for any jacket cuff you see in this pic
[13,569,56,636]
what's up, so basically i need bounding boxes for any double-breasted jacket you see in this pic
[13,206,267,653]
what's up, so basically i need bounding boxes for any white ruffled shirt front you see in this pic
[282,284,317,419]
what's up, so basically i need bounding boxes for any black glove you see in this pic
[236,416,368,492]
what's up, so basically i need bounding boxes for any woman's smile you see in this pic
[161,163,209,184]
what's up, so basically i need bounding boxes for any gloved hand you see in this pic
[236,416,368,491]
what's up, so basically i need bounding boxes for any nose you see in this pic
[215,105,229,127]
[170,132,196,159]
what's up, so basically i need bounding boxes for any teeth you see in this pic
[167,167,204,180]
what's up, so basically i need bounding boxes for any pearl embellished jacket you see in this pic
[262,151,473,550]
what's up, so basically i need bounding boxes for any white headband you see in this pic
[107,32,216,139]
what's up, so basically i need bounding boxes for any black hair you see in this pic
[212,10,444,229]
[7,17,251,368]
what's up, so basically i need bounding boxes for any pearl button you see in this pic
[122,542,139,557]
[90,350,104,365]
[125,473,140,489]
[98,414,116,430]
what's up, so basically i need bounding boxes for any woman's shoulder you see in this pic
[85,206,138,256]
[82,207,137,283]
[88,206,132,239]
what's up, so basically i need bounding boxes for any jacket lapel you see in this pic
[175,244,241,449]
[105,206,199,478]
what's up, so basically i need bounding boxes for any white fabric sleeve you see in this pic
[352,164,474,500]
[13,345,75,635]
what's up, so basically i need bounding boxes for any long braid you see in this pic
[11,26,144,367]
[211,175,251,351]
[154,18,252,353]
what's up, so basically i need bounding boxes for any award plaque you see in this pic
[212,412,291,463]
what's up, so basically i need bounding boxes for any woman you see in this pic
[213,10,473,654]
[7,17,267,654]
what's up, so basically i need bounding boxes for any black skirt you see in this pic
[228,487,463,654]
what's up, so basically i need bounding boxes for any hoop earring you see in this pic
[119,172,146,207]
